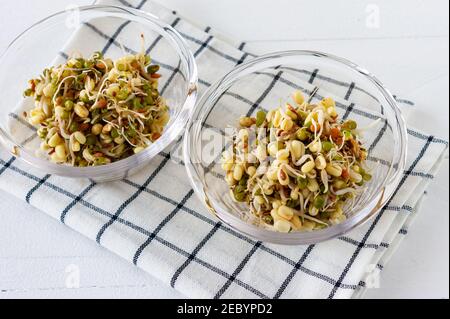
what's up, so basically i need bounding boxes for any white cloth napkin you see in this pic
[0,0,447,298]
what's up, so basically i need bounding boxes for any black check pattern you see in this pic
[0,0,448,299]
[327,136,435,299]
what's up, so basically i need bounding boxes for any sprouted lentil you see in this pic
[221,90,371,233]
[23,36,169,166]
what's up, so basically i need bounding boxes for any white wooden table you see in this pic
[0,0,448,299]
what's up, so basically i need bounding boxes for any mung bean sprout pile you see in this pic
[23,40,169,166]
[221,90,371,233]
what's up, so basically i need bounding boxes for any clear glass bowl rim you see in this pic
[183,50,408,245]
[0,4,198,178]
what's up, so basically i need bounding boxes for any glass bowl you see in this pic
[0,5,197,182]
[184,50,407,245]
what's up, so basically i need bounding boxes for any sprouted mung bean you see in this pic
[221,90,372,233]
[23,37,169,166]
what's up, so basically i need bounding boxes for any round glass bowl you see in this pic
[0,5,197,182]
[184,50,407,245]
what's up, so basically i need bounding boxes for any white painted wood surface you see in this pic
[0,0,448,299]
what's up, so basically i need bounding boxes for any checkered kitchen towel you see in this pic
[0,0,448,298]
